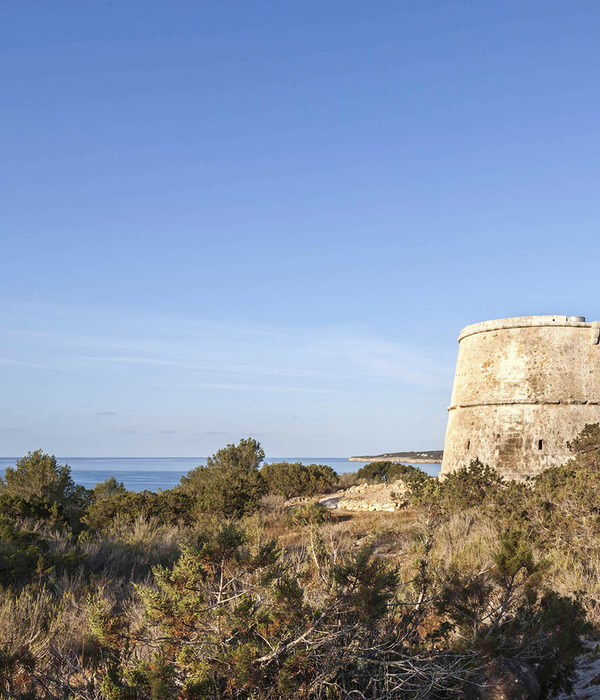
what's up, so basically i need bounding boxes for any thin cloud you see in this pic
[138,380,346,394]
[1,307,453,393]
[77,355,325,380]
[96,411,118,416]
[0,357,54,369]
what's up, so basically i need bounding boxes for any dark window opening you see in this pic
[538,440,543,450]
[467,440,471,450]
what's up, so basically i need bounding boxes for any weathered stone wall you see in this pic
[441,315,600,479]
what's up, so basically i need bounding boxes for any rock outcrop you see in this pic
[314,481,409,512]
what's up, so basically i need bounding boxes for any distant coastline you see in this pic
[349,450,443,464]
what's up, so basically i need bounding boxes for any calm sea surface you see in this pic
[0,457,442,492]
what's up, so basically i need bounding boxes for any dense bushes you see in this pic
[84,489,196,530]
[93,475,127,501]
[260,461,337,498]
[0,450,91,527]
[180,440,339,513]
[0,509,81,588]
[411,458,504,512]
[179,438,266,516]
[0,493,68,524]
[1,430,600,698]
[89,519,586,699]
[90,522,464,699]
[355,460,430,486]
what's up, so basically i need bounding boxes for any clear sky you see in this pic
[2,2,600,457]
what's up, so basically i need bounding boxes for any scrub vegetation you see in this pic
[0,429,599,698]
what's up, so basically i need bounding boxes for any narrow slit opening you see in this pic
[538,439,543,450]
[467,440,471,450]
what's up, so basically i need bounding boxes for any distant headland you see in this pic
[349,450,443,464]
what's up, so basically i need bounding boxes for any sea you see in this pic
[0,457,442,492]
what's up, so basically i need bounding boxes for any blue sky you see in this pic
[2,2,600,457]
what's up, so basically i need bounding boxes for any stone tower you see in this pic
[441,315,600,480]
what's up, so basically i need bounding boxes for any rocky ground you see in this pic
[558,640,600,699]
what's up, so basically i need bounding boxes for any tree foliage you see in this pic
[179,438,266,516]
[356,460,430,486]
[260,461,337,499]
[92,476,127,502]
[411,459,504,512]
[84,489,196,530]
[0,450,91,525]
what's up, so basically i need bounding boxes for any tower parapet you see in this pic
[441,315,600,480]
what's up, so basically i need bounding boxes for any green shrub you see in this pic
[93,476,127,502]
[413,459,503,512]
[83,489,195,530]
[356,460,430,486]
[0,450,92,527]
[0,519,82,588]
[97,524,466,699]
[179,438,266,517]
[260,461,337,499]
[0,494,68,524]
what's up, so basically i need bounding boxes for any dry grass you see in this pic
[79,514,183,579]
[429,510,499,574]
